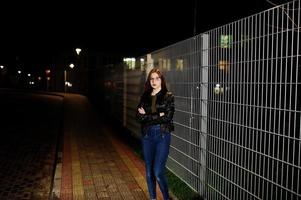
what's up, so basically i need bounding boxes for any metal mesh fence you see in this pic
[109,1,301,199]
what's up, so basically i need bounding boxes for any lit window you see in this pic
[123,58,136,70]
[218,60,229,71]
[220,35,232,48]
[176,59,184,71]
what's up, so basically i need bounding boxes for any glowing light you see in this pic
[65,81,72,87]
[218,60,229,71]
[214,84,224,95]
[69,63,75,69]
[75,48,82,55]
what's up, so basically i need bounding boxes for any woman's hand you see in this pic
[138,107,146,114]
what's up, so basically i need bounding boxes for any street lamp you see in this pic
[69,63,75,69]
[45,69,51,91]
[63,49,82,93]
[75,48,81,55]
[64,63,75,93]
[75,48,82,93]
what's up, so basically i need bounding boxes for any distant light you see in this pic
[18,70,22,74]
[65,81,72,87]
[47,77,51,80]
[38,76,42,80]
[214,83,224,95]
[27,73,31,77]
[218,60,229,71]
[123,57,136,62]
[75,48,82,55]
[123,57,136,70]
[140,58,144,62]
[45,69,51,74]
[0,65,4,69]
[69,63,75,68]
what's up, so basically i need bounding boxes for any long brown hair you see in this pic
[144,68,167,94]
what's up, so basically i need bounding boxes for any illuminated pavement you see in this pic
[52,94,165,200]
[0,90,168,199]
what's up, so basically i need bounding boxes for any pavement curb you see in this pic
[50,152,62,200]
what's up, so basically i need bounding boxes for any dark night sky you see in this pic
[0,0,292,68]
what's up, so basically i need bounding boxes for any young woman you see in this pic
[136,68,175,200]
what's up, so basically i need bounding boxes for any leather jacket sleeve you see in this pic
[136,94,157,123]
[136,92,175,125]
[154,93,174,124]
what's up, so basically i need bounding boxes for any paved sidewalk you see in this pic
[0,90,64,200]
[52,94,165,200]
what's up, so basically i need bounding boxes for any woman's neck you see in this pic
[151,88,161,96]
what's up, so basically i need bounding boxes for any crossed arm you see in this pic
[136,94,175,124]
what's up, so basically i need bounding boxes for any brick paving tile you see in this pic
[58,95,180,200]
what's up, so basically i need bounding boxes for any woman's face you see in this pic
[150,72,161,90]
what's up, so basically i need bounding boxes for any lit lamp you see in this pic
[75,48,81,55]
[75,49,82,93]
[64,63,75,92]
[0,65,4,75]
[214,84,224,95]
[45,69,51,91]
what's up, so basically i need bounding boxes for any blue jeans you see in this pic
[142,124,171,200]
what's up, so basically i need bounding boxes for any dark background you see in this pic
[0,0,292,67]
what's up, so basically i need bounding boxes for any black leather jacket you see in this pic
[136,90,175,135]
